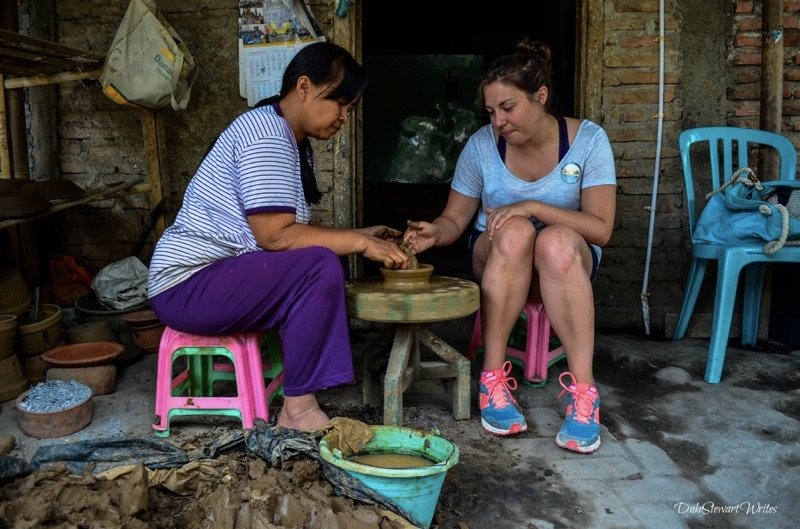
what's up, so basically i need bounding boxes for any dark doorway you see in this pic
[362,2,577,277]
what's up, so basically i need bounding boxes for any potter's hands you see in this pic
[364,226,408,268]
[485,202,535,239]
[402,220,436,255]
[356,225,403,240]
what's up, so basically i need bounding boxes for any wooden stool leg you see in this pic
[361,326,393,407]
[418,327,471,420]
[383,325,415,426]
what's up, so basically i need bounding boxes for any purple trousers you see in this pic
[150,247,354,396]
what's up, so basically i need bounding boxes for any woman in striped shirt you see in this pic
[148,42,409,432]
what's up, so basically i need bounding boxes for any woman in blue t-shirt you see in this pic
[149,42,409,432]
[404,39,616,453]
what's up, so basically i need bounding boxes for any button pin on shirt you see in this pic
[562,163,582,184]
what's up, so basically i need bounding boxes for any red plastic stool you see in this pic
[153,327,284,437]
[468,299,565,386]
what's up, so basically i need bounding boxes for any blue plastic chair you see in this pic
[673,127,799,383]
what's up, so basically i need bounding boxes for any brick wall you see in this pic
[591,0,800,334]
[18,0,800,334]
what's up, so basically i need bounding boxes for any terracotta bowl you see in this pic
[41,341,125,367]
[22,179,84,201]
[15,382,93,438]
[379,263,434,288]
[0,178,26,193]
[120,308,160,327]
[0,188,50,219]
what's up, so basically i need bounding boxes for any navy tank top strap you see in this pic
[496,135,507,162]
[496,116,569,162]
[557,115,569,161]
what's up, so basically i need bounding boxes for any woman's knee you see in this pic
[534,226,588,274]
[304,247,346,288]
[492,217,536,259]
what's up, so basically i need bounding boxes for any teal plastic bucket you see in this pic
[319,425,459,528]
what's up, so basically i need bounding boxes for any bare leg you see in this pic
[472,217,536,371]
[277,394,330,431]
[534,225,595,385]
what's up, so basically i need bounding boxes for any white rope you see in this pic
[763,203,800,254]
[704,167,761,200]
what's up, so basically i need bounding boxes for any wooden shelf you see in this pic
[0,28,103,80]
[0,180,143,231]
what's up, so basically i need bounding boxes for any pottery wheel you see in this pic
[345,276,479,324]
[346,275,479,426]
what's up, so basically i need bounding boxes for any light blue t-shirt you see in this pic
[148,105,309,297]
[451,120,616,232]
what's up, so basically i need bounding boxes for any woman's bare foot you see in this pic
[277,394,330,431]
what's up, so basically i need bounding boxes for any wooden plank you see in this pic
[4,68,101,89]
[0,180,142,230]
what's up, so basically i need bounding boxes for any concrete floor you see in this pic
[1,316,799,529]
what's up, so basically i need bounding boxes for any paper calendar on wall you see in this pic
[238,0,325,106]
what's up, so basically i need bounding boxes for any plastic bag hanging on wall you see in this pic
[238,0,325,106]
[100,0,198,111]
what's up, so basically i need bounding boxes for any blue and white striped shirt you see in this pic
[148,105,309,297]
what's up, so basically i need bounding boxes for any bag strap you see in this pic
[704,167,762,200]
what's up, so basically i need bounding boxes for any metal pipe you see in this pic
[640,0,666,335]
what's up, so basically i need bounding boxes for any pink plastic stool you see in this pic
[153,327,284,436]
[468,299,565,386]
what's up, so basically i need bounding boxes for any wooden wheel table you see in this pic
[345,274,479,426]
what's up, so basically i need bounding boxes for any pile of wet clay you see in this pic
[0,453,414,529]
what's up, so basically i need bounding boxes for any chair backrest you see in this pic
[679,127,798,237]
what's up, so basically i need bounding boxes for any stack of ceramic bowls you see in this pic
[42,342,125,395]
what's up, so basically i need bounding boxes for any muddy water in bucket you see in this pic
[319,425,459,528]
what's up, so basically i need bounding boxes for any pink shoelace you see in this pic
[483,360,519,407]
[558,371,597,425]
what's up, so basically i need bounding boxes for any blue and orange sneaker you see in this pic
[556,372,601,453]
[478,361,527,436]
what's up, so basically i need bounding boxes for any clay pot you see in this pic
[66,321,117,344]
[15,384,93,439]
[0,315,16,360]
[47,365,117,395]
[41,341,125,367]
[16,304,64,356]
[22,353,50,384]
[0,355,28,402]
[131,322,164,354]
[0,269,31,316]
[379,263,434,288]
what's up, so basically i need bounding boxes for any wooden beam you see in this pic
[4,68,101,89]
[757,0,785,342]
[140,110,167,236]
